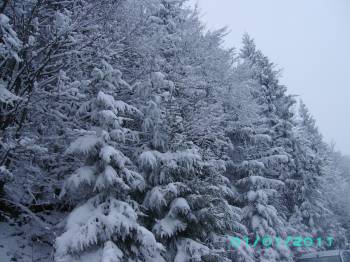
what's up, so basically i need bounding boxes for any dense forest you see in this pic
[0,0,349,261]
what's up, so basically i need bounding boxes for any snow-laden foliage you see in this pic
[0,13,22,62]
[56,196,164,262]
[139,148,248,261]
[0,0,348,261]
[55,62,163,261]
[286,100,347,248]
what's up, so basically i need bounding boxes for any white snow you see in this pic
[101,241,123,262]
[0,84,21,105]
[174,238,209,262]
[0,14,10,25]
[65,165,97,191]
[66,135,100,155]
[100,145,118,164]
[139,151,157,169]
[169,197,191,216]
[153,215,187,238]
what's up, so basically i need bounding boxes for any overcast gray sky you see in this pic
[189,0,350,155]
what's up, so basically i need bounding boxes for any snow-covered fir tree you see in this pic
[55,61,164,262]
[139,146,249,261]
[239,34,298,220]
[288,101,347,248]
[227,124,292,262]
[138,69,248,261]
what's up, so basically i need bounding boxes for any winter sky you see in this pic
[189,0,350,155]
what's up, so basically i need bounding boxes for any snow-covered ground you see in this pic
[0,218,53,262]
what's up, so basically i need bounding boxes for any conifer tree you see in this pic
[228,125,292,261]
[55,61,164,262]
[288,101,347,247]
[240,34,297,217]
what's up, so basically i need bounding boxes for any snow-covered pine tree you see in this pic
[147,3,238,160]
[132,3,254,260]
[55,61,164,262]
[323,150,350,244]
[221,35,307,261]
[227,124,292,262]
[289,101,327,231]
[137,69,251,262]
[240,34,297,219]
[139,146,249,262]
[288,101,347,249]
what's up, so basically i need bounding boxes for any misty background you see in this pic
[190,0,350,155]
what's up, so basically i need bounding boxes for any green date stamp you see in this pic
[226,235,334,250]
